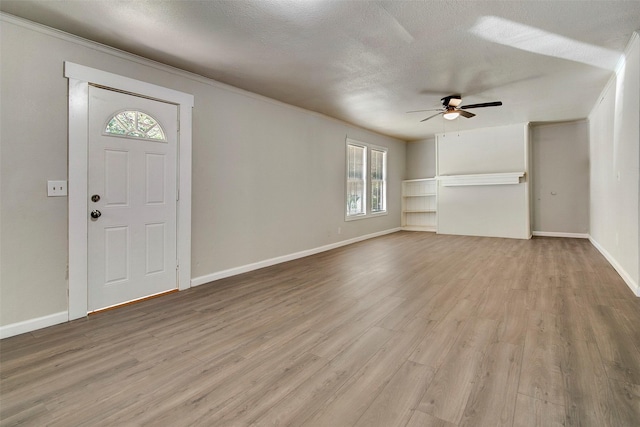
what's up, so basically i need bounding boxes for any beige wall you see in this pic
[436,123,531,239]
[531,121,590,235]
[405,137,435,179]
[409,121,593,238]
[589,32,639,295]
[0,17,406,328]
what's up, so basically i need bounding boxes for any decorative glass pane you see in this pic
[105,110,166,141]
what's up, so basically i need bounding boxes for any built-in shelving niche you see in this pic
[401,178,436,232]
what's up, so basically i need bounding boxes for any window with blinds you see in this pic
[370,148,387,213]
[345,139,388,220]
[346,143,366,216]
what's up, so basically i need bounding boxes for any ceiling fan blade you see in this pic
[406,108,441,113]
[458,110,476,118]
[458,101,503,109]
[420,112,443,122]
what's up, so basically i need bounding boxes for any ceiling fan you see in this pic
[408,95,503,122]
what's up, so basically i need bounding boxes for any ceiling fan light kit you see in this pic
[409,94,503,122]
[443,110,460,120]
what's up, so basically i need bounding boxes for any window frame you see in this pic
[345,138,388,221]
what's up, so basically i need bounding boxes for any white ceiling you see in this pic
[2,1,639,141]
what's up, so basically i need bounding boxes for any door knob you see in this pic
[90,210,102,219]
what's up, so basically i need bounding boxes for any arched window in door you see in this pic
[104,110,166,141]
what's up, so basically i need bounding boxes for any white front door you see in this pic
[88,85,178,311]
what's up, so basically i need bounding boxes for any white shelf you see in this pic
[438,172,525,187]
[402,225,436,232]
[401,178,436,232]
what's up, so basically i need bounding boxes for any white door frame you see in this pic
[65,62,194,320]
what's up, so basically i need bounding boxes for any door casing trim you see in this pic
[65,62,194,320]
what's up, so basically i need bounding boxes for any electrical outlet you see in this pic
[47,180,67,196]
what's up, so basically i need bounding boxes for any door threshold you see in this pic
[88,288,178,315]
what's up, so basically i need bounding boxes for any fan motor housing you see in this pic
[441,95,462,107]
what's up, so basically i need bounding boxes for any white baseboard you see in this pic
[3,229,636,339]
[532,231,590,239]
[589,236,640,297]
[191,228,401,287]
[1,229,401,337]
[0,311,68,339]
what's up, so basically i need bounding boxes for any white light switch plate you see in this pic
[47,180,67,196]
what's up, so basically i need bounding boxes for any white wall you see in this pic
[589,32,639,296]
[406,137,436,179]
[436,123,530,239]
[531,121,589,236]
[0,16,406,329]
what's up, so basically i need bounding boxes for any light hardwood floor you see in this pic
[1,232,639,426]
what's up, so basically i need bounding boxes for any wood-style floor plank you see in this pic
[249,326,394,426]
[607,378,640,426]
[513,393,566,427]
[408,297,475,368]
[417,317,499,424]
[405,410,457,427]
[352,360,434,427]
[459,342,522,427]
[585,304,640,385]
[562,338,617,427]
[304,318,434,427]
[518,310,566,406]
[1,232,639,426]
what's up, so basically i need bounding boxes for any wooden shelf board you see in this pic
[401,225,436,232]
[438,172,525,187]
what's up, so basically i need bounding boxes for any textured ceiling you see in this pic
[2,1,640,141]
